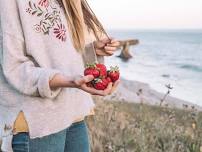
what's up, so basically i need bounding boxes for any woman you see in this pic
[0,0,120,151]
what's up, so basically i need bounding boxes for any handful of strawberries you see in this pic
[84,63,120,90]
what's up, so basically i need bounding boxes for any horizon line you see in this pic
[107,28,202,31]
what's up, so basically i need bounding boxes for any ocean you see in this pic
[0,29,201,106]
[106,29,202,106]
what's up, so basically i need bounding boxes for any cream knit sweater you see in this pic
[0,0,103,151]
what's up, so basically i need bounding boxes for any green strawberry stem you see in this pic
[85,62,97,68]
[110,66,119,72]
[94,78,102,83]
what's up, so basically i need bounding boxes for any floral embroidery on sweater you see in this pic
[26,0,67,42]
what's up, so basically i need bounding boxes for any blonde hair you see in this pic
[61,0,107,52]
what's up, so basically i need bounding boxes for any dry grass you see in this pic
[1,98,201,152]
[86,98,202,152]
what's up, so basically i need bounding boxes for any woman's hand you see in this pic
[50,74,120,96]
[94,38,120,56]
[74,75,120,96]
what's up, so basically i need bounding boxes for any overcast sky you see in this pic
[88,0,202,29]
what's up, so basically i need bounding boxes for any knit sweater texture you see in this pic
[0,0,103,151]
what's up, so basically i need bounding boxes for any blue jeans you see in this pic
[12,120,90,152]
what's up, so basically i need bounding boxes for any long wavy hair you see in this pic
[61,0,108,52]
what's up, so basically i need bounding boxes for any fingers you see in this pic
[95,38,111,48]
[103,82,113,95]
[110,80,120,94]
[94,38,119,52]
[96,49,112,56]
[82,82,113,96]
[74,75,94,86]
[83,75,94,83]
[105,51,114,56]
[101,37,111,43]
[104,46,118,56]
[104,46,117,52]
[95,41,105,48]
[82,84,106,96]
[107,42,120,47]
[98,37,119,47]
[104,39,120,55]
[107,40,120,47]
[81,80,120,96]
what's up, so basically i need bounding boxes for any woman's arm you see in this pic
[49,73,119,96]
[49,74,77,89]
[0,32,63,99]
[0,0,64,99]
[1,32,115,98]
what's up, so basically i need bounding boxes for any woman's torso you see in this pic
[0,0,96,144]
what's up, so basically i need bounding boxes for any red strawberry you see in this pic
[96,63,107,78]
[102,78,109,88]
[106,77,112,83]
[84,63,100,78]
[93,78,109,90]
[108,66,120,82]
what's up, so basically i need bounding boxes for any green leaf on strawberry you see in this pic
[107,66,120,82]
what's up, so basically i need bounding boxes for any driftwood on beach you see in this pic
[117,39,139,61]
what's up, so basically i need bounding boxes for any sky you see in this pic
[88,0,202,30]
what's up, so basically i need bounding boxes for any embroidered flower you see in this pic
[53,23,67,42]
[34,24,42,33]
[38,0,50,8]
[26,0,67,42]
[27,1,43,16]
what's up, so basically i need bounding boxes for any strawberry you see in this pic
[106,77,112,83]
[96,63,107,78]
[108,66,120,82]
[84,63,100,78]
[102,78,109,88]
[93,78,109,90]
[84,63,119,90]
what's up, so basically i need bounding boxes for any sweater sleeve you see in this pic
[0,32,63,99]
[0,0,63,99]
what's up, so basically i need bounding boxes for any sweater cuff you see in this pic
[37,69,63,99]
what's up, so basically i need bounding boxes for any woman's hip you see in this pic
[12,120,90,152]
